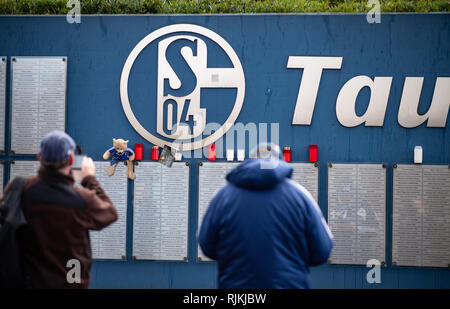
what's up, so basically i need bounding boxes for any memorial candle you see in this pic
[152,146,159,161]
[134,143,143,161]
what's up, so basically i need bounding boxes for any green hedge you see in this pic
[0,0,448,14]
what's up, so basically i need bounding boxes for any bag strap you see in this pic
[3,177,27,226]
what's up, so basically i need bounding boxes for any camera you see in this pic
[72,155,85,170]
[72,155,85,183]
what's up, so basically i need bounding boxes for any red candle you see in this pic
[134,143,143,161]
[283,147,291,162]
[208,144,216,161]
[152,146,159,161]
[309,145,318,162]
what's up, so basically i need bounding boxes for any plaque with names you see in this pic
[90,162,128,260]
[11,57,67,154]
[328,164,386,265]
[132,162,189,261]
[0,57,6,152]
[198,162,239,261]
[393,164,450,268]
[290,163,319,202]
[10,161,40,180]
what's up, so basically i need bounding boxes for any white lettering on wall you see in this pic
[287,56,343,125]
[288,56,449,128]
[336,76,392,127]
[398,77,450,128]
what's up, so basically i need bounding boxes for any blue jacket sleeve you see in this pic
[198,190,223,260]
[302,192,334,266]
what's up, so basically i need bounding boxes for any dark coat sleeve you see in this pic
[74,175,118,230]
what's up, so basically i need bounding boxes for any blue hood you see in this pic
[226,158,293,190]
[200,157,333,288]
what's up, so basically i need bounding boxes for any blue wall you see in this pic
[0,14,449,288]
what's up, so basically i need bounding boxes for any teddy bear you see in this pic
[103,138,136,180]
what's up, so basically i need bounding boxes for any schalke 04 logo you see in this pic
[120,24,245,151]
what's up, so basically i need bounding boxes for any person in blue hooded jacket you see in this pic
[198,143,333,289]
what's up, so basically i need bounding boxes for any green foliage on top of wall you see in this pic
[0,0,448,14]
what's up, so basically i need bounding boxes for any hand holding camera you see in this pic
[81,156,95,177]
[72,155,95,181]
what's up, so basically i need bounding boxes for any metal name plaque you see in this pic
[11,57,67,154]
[393,164,450,268]
[328,163,386,265]
[133,162,189,261]
[90,162,128,260]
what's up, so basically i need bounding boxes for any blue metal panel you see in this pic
[0,14,448,289]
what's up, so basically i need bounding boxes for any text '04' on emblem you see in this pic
[120,24,245,151]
